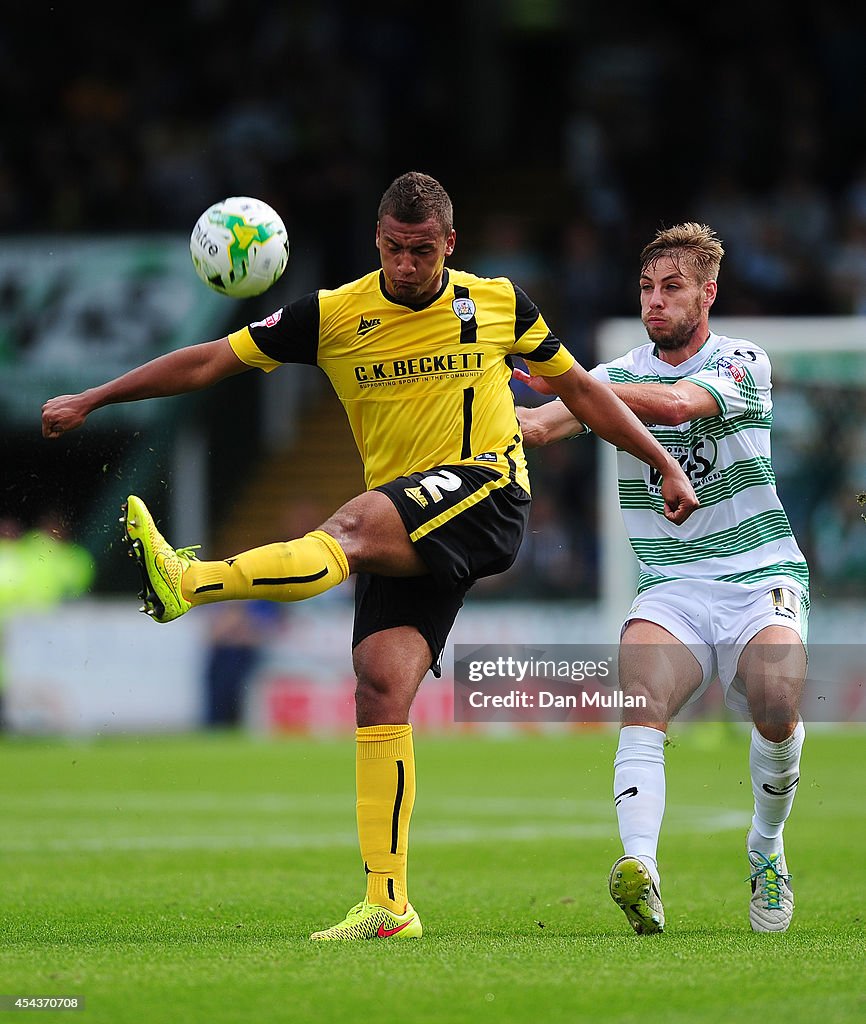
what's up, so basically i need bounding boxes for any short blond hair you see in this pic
[640,223,724,284]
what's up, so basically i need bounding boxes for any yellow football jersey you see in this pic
[228,268,574,492]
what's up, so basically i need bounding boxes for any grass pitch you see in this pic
[0,726,863,1024]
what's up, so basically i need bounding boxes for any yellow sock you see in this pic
[182,530,349,604]
[356,724,416,913]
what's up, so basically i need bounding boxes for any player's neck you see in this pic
[655,327,711,367]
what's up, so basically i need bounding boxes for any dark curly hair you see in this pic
[378,172,453,236]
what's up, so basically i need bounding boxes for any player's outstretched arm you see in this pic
[515,401,585,448]
[513,366,583,447]
[544,364,699,525]
[514,365,720,428]
[42,338,249,438]
[606,379,721,425]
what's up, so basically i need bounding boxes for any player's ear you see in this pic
[375,222,381,249]
[705,279,718,309]
[445,229,456,257]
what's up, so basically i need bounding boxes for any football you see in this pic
[189,196,289,298]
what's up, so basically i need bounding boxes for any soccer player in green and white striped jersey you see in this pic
[516,223,807,934]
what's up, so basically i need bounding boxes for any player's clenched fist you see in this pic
[41,393,92,438]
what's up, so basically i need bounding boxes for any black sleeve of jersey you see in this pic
[247,292,320,366]
[512,282,562,361]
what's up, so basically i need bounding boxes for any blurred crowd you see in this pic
[3,2,866,600]
[5,5,866,320]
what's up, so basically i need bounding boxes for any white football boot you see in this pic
[747,845,794,932]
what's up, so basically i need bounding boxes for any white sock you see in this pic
[748,719,805,857]
[613,725,666,887]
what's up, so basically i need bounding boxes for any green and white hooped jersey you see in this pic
[591,333,809,599]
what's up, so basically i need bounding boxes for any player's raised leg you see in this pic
[121,490,426,623]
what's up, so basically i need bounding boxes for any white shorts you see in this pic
[622,578,809,713]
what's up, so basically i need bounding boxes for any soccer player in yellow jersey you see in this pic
[42,172,698,940]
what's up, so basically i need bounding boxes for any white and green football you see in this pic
[190,196,289,298]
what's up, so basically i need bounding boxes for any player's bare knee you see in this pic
[619,680,675,725]
[747,677,803,739]
[754,718,798,743]
[354,665,392,699]
[317,506,365,560]
[319,492,420,574]
[751,695,800,741]
[354,672,410,725]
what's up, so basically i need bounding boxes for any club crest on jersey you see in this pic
[452,297,476,322]
[250,309,283,329]
[716,357,746,383]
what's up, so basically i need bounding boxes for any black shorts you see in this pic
[352,464,530,675]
